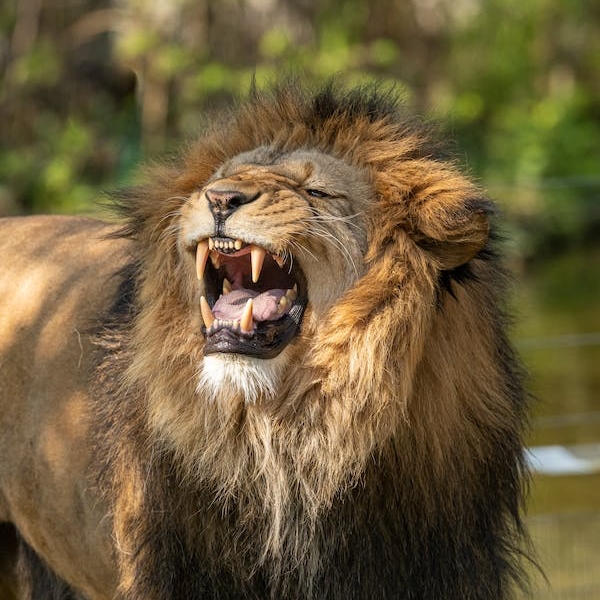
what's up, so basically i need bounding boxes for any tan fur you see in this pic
[0,216,124,598]
[0,82,529,599]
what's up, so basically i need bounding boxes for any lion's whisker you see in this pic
[305,209,364,231]
[152,208,183,243]
[287,238,320,263]
[299,222,360,278]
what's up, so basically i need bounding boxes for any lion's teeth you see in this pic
[273,254,285,268]
[200,296,215,329]
[250,246,266,283]
[278,295,289,314]
[285,286,297,302]
[210,251,221,269]
[222,278,233,295]
[208,237,244,251]
[195,240,210,280]
[240,298,254,333]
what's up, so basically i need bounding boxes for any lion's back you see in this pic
[0,215,125,438]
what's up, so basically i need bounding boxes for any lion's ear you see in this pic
[412,198,491,270]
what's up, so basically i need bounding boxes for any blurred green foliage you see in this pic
[1,0,599,259]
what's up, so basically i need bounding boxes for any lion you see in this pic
[0,80,531,599]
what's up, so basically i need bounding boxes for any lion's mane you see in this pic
[88,81,531,600]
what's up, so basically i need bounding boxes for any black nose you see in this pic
[205,189,256,221]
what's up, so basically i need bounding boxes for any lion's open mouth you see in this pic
[195,237,307,358]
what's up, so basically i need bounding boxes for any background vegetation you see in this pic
[1,0,599,261]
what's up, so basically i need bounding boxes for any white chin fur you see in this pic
[198,349,292,403]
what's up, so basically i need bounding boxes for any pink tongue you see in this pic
[212,288,288,322]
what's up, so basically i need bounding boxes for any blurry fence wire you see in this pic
[516,319,600,600]
[518,333,600,351]
[526,512,600,600]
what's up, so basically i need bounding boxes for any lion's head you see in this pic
[119,82,491,409]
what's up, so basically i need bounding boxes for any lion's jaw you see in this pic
[178,147,371,397]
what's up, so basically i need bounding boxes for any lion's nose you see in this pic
[205,189,257,221]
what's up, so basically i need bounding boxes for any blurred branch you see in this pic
[10,0,42,58]
[69,9,128,44]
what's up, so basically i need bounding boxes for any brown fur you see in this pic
[0,81,530,599]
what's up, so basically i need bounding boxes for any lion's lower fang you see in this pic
[200,296,215,329]
[240,298,254,333]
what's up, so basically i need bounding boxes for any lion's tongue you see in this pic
[212,288,288,322]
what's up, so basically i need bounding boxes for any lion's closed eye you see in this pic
[305,188,332,198]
